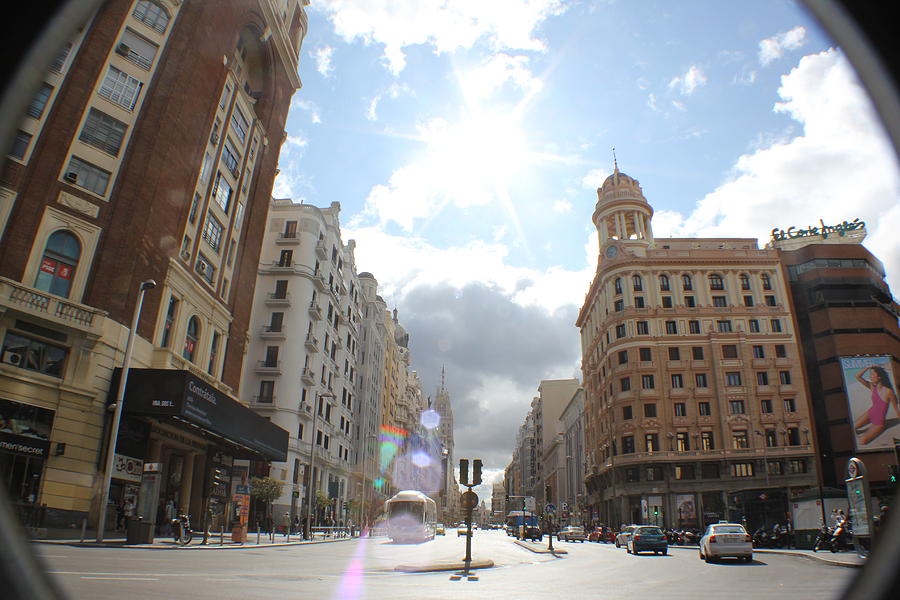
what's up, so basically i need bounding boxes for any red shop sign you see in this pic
[40,258,57,274]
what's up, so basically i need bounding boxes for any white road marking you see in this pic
[80,577,161,581]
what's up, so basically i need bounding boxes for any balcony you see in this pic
[0,277,107,339]
[255,360,282,375]
[605,444,814,468]
[313,274,327,291]
[308,302,323,320]
[270,260,294,271]
[260,325,286,339]
[305,334,319,352]
[265,292,291,306]
[301,368,315,385]
[315,241,328,259]
[251,395,276,407]
[276,232,301,245]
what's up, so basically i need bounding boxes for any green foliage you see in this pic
[250,476,283,505]
[315,490,333,506]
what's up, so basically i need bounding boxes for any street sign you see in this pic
[461,490,478,510]
[524,496,536,512]
[546,503,556,513]
[562,502,568,511]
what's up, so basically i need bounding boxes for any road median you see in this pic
[514,539,568,555]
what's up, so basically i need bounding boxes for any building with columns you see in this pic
[577,165,817,531]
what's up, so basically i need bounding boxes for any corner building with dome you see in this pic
[576,166,817,533]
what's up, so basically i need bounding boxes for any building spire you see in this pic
[612,147,618,173]
[441,365,446,392]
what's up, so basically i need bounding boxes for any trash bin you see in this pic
[126,517,155,544]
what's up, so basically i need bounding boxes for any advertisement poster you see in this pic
[675,494,698,528]
[840,356,900,450]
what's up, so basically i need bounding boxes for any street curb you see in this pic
[513,540,568,555]
[668,544,863,568]
[32,536,358,550]
[394,559,494,573]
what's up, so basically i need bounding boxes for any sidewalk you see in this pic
[669,544,864,568]
[33,531,361,550]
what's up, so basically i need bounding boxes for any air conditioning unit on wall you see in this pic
[1,350,23,367]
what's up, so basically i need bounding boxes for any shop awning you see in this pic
[114,369,288,461]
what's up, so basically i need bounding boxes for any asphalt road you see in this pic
[36,529,858,600]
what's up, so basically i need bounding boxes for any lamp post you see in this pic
[96,279,156,542]
[304,390,334,539]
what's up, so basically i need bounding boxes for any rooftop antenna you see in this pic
[612,146,618,172]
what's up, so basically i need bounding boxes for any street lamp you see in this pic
[96,279,156,542]
[304,389,335,539]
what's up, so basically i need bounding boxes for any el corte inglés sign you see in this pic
[771,218,865,241]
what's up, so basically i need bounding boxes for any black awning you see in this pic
[115,368,288,461]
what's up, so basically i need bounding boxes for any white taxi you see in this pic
[698,522,753,563]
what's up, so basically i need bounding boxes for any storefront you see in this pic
[0,397,54,527]
[107,369,288,537]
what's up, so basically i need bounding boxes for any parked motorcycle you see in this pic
[753,527,769,548]
[812,524,833,552]
[829,517,852,552]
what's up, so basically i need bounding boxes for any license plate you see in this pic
[722,535,743,543]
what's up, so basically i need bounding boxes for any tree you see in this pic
[250,476,283,529]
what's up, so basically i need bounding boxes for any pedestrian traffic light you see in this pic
[889,464,899,484]
[545,484,552,503]
[472,459,482,485]
[459,459,469,485]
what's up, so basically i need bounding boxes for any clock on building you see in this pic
[605,245,618,259]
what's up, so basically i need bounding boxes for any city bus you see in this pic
[384,490,437,543]
[506,510,540,539]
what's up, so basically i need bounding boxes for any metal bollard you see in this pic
[220,524,224,545]
[257,527,260,545]
[80,518,87,543]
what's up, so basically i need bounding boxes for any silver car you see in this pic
[699,523,753,563]
[556,526,586,542]
[615,525,639,548]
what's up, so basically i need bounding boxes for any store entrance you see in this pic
[0,451,44,526]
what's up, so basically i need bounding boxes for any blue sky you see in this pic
[274,1,900,495]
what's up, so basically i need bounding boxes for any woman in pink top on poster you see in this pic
[854,365,900,445]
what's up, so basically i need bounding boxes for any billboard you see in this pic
[840,356,900,450]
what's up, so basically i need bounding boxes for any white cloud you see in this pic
[313,45,335,77]
[311,0,567,75]
[656,49,900,288]
[734,66,758,86]
[365,82,412,121]
[647,92,659,112]
[292,99,322,124]
[553,199,573,214]
[758,26,807,66]
[669,65,707,95]
[581,167,610,189]
[671,99,687,111]
[459,53,543,105]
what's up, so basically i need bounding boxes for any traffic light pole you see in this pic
[457,459,482,580]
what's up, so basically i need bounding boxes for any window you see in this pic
[618,350,628,364]
[273,280,288,299]
[614,277,622,294]
[9,130,31,160]
[665,320,677,334]
[779,371,792,385]
[761,273,772,290]
[671,373,684,388]
[765,295,777,306]
[99,65,142,110]
[674,403,686,417]
[688,320,700,334]
[257,380,274,403]
[212,172,233,212]
[760,398,773,413]
[787,427,801,446]
[752,345,765,359]
[740,273,750,290]
[700,431,714,450]
[614,299,624,312]
[222,140,240,175]
[622,435,634,454]
[765,429,778,447]
[27,83,53,119]
[634,296,645,308]
[675,465,694,480]
[625,467,639,482]
[784,398,796,413]
[668,347,680,360]
[644,403,657,418]
[756,372,769,386]
[695,373,708,387]
[645,434,660,452]
[207,331,221,375]
[682,274,693,290]
[118,28,158,70]
[698,402,712,416]
[659,275,670,291]
[231,106,249,144]
[743,295,754,307]
[639,347,652,361]
[771,319,783,332]
[615,324,626,338]
[188,193,200,225]
[731,462,754,477]
[641,374,655,389]
[636,321,649,335]
[701,462,719,478]
[1,331,67,377]
[202,215,223,252]
[620,377,631,392]
[199,152,213,184]
[749,319,760,333]
[34,231,80,298]
[775,344,787,358]
[726,372,742,386]
[646,466,663,480]
[732,430,749,448]
[160,296,178,348]
[685,295,696,307]
[220,82,232,109]
[622,405,632,420]
[183,316,200,362]
[632,275,643,291]
[717,320,733,333]
[133,0,170,33]
[722,345,738,359]
[709,274,724,290]
[713,296,727,307]
[788,459,808,473]
[65,156,110,195]
[692,346,704,360]
[729,400,746,415]
[195,253,215,284]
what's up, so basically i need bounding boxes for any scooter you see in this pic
[829,518,852,552]
[812,525,832,552]
[171,513,193,545]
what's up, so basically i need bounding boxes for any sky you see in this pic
[273,0,900,503]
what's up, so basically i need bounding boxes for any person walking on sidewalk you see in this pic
[282,512,291,537]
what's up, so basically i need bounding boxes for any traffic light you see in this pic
[459,459,469,485]
[545,484,552,503]
[888,464,898,484]
[209,467,227,494]
[472,459,482,485]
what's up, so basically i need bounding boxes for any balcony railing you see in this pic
[308,302,323,319]
[1,277,107,336]
[602,445,813,468]
[265,292,291,305]
[305,334,319,352]
[315,241,327,259]
[255,360,281,374]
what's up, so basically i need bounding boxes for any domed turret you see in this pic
[591,159,654,254]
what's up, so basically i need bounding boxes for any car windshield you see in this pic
[1,2,897,600]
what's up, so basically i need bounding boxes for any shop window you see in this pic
[34,230,80,298]
[1,331,67,377]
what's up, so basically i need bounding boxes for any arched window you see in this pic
[709,274,724,290]
[34,230,80,298]
[659,275,670,291]
[183,316,200,362]
[614,277,622,295]
[682,274,693,291]
[761,273,772,290]
[133,0,170,34]
[632,275,643,291]
[740,273,750,290]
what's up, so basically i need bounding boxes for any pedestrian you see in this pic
[282,512,291,537]
[292,515,300,535]
[117,501,126,531]
[164,498,177,537]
